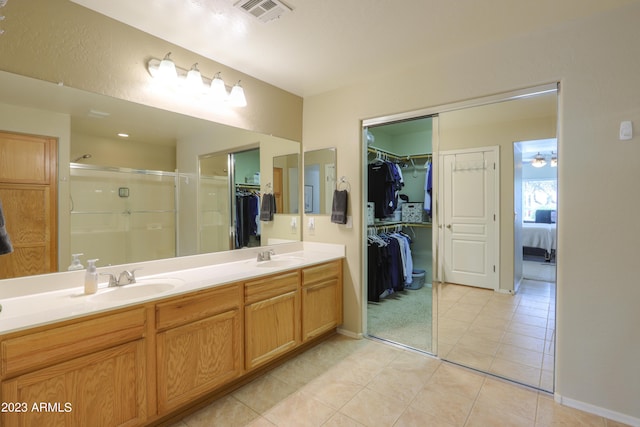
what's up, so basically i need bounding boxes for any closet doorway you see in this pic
[363,116,435,354]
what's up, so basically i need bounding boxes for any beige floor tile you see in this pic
[467,323,507,342]
[475,377,539,420]
[262,391,335,427]
[456,333,501,356]
[394,405,457,427]
[446,345,494,371]
[182,395,260,427]
[508,322,548,340]
[502,331,546,352]
[426,363,485,400]
[232,374,299,414]
[339,387,407,427]
[466,404,535,427]
[244,416,276,427]
[301,374,363,410]
[536,395,607,426]
[512,313,549,328]
[472,313,511,330]
[495,343,544,369]
[322,412,365,427]
[489,357,541,387]
[411,385,475,426]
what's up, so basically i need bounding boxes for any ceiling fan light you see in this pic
[532,152,547,168]
[229,81,247,107]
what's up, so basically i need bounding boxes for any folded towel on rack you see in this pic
[259,193,276,221]
[0,199,14,255]
[330,189,348,224]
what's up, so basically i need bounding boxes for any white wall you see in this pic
[303,3,640,423]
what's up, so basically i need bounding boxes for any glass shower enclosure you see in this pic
[69,164,180,266]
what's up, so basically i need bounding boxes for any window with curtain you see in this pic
[523,179,557,221]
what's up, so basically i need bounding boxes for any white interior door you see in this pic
[440,147,499,289]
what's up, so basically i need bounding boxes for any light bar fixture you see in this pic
[147,53,247,107]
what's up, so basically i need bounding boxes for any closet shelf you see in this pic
[368,221,432,228]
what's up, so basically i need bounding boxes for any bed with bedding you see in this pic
[522,210,556,261]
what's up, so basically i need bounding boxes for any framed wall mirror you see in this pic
[0,70,302,280]
[303,148,336,215]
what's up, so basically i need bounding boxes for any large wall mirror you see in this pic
[0,70,302,281]
[303,148,336,214]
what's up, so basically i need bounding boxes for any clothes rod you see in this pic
[367,146,432,162]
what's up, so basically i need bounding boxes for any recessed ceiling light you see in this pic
[117,133,129,138]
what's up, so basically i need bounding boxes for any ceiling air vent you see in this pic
[234,0,292,23]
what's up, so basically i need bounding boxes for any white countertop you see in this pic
[0,242,344,335]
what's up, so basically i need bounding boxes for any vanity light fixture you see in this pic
[147,53,247,107]
[229,81,247,107]
[155,52,178,83]
[550,151,558,167]
[210,72,228,101]
[531,152,547,168]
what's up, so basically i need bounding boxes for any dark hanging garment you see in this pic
[330,189,348,224]
[0,199,13,255]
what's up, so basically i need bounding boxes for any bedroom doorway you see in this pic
[437,86,558,393]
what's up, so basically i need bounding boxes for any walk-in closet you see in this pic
[364,116,434,353]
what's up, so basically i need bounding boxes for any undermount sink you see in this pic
[89,282,175,302]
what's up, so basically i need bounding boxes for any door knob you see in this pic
[446,224,452,229]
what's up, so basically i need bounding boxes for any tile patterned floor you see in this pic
[439,279,555,391]
[168,334,628,427]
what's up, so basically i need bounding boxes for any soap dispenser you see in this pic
[68,253,84,271]
[84,259,99,295]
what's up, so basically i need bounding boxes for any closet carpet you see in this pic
[366,285,433,353]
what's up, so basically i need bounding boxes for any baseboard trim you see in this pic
[554,393,640,427]
[337,328,362,339]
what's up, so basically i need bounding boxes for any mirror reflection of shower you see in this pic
[72,153,92,162]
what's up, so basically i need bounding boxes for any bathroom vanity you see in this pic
[0,243,344,426]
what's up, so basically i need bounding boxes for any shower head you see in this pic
[72,154,92,162]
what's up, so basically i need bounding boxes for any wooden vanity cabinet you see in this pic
[301,260,343,342]
[244,271,301,371]
[0,308,147,427]
[154,283,243,414]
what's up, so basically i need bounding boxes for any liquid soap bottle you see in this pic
[68,253,84,271]
[84,259,99,295]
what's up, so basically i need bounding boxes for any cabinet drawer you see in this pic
[302,260,341,286]
[244,271,299,305]
[156,283,241,331]
[1,308,145,378]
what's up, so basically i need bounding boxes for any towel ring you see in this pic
[336,176,350,191]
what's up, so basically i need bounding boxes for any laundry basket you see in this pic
[406,269,425,290]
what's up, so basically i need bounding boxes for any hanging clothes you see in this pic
[368,161,403,219]
[424,160,432,216]
[236,191,260,248]
[366,229,414,301]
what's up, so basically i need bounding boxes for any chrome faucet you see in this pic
[101,269,140,287]
[256,249,275,262]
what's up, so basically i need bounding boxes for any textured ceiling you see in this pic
[70,0,634,97]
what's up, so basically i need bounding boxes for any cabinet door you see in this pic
[156,308,242,414]
[1,340,146,427]
[302,278,341,341]
[245,290,300,370]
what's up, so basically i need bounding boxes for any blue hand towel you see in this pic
[0,199,14,255]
